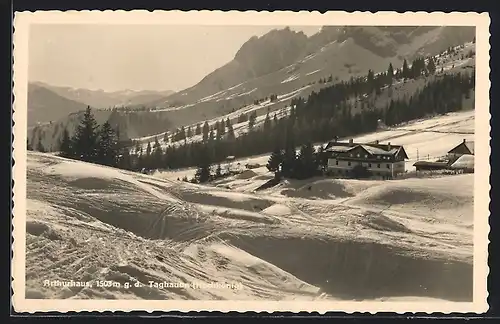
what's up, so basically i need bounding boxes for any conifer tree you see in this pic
[219,119,226,135]
[202,121,210,142]
[387,63,394,85]
[296,142,316,179]
[367,69,375,92]
[273,114,278,127]
[263,112,271,133]
[248,111,257,131]
[215,163,222,178]
[36,139,45,153]
[153,137,163,167]
[215,123,222,141]
[227,122,235,140]
[72,106,100,163]
[97,121,118,166]
[266,148,283,175]
[402,59,410,79]
[195,147,211,183]
[59,127,73,158]
[427,56,436,74]
[117,148,132,170]
[179,126,186,140]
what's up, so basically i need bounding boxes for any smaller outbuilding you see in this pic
[413,161,450,171]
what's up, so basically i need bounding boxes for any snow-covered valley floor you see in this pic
[24,134,474,302]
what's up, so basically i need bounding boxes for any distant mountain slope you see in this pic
[30,81,175,109]
[28,26,475,151]
[27,83,90,127]
[147,26,474,108]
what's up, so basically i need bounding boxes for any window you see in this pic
[357,154,360,157]
[335,160,339,165]
[350,153,353,157]
[368,163,372,167]
[377,164,381,168]
[386,164,390,169]
[348,162,351,166]
[365,155,368,158]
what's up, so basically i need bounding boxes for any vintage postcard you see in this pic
[12,10,490,313]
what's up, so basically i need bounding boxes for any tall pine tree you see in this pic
[202,121,210,142]
[97,121,118,167]
[72,106,100,163]
[402,59,410,79]
[59,127,73,158]
[387,63,394,86]
[195,147,211,183]
[266,147,283,177]
[296,142,316,179]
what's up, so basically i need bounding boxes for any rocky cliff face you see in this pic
[234,27,309,79]
[158,26,474,108]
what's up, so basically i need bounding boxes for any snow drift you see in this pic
[25,152,473,302]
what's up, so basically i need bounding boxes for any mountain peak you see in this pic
[233,27,309,80]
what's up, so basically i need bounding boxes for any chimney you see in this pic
[349,138,354,146]
[463,138,466,144]
[375,140,379,144]
[388,142,391,150]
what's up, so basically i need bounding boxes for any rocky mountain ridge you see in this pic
[27,25,475,151]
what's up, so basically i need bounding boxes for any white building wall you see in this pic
[327,158,406,178]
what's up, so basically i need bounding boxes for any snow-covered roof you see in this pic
[326,145,354,152]
[325,140,405,158]
[450,154,474,169]
[360,145,397,155]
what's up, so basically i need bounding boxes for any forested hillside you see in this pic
[32,47,475,184]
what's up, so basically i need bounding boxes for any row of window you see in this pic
[335,160,391,169]
[330,169,392,178]
[348,153,392,160]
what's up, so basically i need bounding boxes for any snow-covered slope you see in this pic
[155,109,475,182]
[25,150,473,301]
[133,42,475,152]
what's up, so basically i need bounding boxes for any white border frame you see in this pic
[12,10,491,313]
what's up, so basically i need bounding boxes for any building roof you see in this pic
[448,140,475,155]
[325,145,354,152]
[450,154,474,169]
[325,139,408,159]
[360,144,401,156]
[465,141,475,154]
[413,161,449,168]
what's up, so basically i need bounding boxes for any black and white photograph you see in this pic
[12,11,490,313]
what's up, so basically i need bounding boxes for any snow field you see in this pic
[25,136,474,301]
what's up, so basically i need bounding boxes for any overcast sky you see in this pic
[28,25,321,92]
